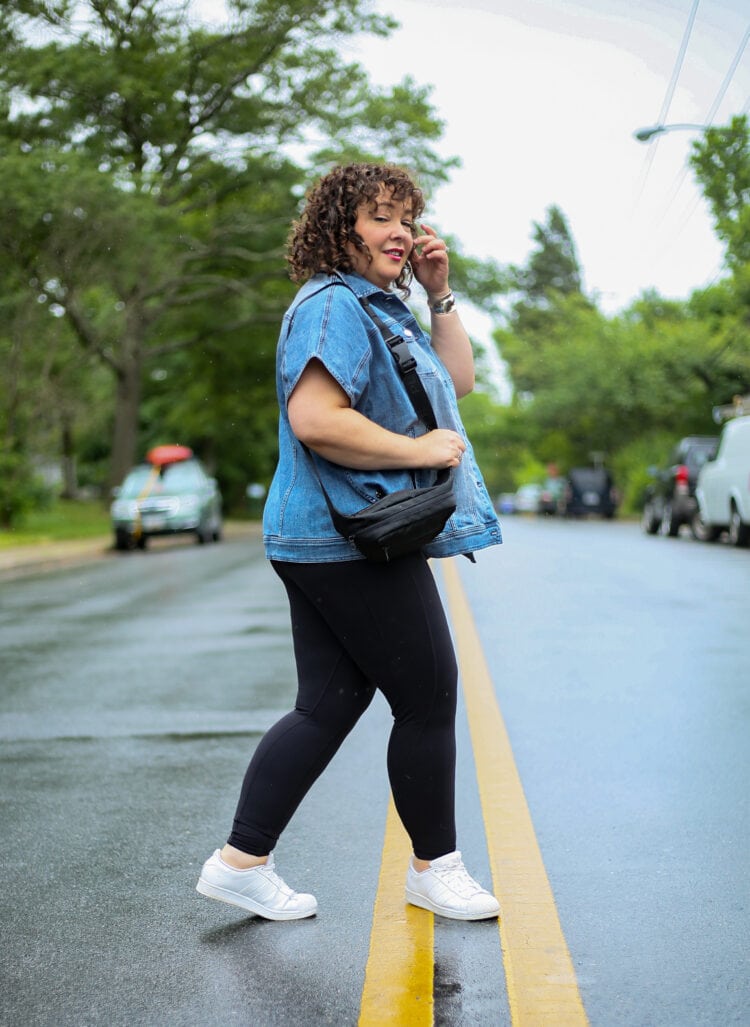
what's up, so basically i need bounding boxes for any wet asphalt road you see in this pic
[1,519,748,1025]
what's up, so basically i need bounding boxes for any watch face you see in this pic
[433,294,455,313]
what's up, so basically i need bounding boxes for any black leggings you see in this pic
[228,554,458,861]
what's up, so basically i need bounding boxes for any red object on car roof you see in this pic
[146,444,193,466]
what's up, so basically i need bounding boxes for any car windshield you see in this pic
[570,469,609,489]
[119,461,206,498]
[685,444,717,471]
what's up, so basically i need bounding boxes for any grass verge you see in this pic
[0,500,111,548]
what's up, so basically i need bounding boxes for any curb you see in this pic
[0,538,112,581]
[0,522,262,582]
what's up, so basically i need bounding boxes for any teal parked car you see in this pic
[111,449,223,551]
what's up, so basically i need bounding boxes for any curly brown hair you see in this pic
[287,163,425,293]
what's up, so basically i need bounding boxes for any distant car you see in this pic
[111,447,223,551]
[693,416,750,546]
[513,483,543,514]
[494,492,517,515]
[559,467,617,518]
[641,435,718,537]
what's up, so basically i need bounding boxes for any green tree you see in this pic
[690,115,750,269]
[0,273,111,525]
[497,205,588,395]
[690,115,750,400]
[497,287,733,507]
[0,0,453,490]
[457,390,553,496]
[512,204,583,302]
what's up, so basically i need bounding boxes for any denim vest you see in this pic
[263,272,502,562]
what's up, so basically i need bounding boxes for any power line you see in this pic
[637,0,702,199]
[704,23,750,123]
[648,21,750,240]
[656,0,703,127]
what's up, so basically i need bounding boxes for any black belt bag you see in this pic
[327,467,455,563]
[304,293,456,564]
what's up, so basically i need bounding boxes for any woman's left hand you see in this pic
[411,223,450,299]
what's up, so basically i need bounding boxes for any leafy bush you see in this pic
[0,451,51,529]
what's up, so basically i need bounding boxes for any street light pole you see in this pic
[633,123,708,143]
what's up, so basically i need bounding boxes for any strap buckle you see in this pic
[386,336,417,373]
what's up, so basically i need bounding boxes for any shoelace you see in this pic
[260,864,298,899]
[433,857,483,897]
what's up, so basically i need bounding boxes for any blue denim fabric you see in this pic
[263,272,502,562]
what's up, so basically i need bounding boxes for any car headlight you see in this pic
[111,499,138,519]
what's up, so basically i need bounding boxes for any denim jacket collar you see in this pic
[289,271,397,312]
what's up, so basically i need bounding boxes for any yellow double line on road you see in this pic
[358,559,589,1026]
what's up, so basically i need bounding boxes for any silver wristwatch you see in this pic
[430,291,456,315]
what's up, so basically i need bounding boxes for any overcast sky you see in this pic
[191,0,749,395]
[342,0,749,314]
[331,0,749,395]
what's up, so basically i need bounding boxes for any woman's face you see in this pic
[347,187,415,289]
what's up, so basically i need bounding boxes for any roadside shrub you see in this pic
[0,450,52,529]
[611,432,676,515]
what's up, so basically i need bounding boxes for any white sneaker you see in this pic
[196,850,317,921]
[405,850,500,921]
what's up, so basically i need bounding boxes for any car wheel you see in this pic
[660,502,680,537]
[114,529,132,551]
[135,534,148,550]
[641,502,659,534]
[690,509,720,543]
[728,503,750,547]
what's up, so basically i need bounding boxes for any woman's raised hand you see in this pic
[413,429,466,469]
[411,223,450,299]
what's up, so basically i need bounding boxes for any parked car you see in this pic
[111,446,223,551]
[693,416,750,546]
[513,483,543,514]
[494,492,517,515]
[641,435,718,537]
[559,467,617,518]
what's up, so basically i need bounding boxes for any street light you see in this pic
[633,122,708,143]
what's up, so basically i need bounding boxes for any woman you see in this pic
[197,163,502,921]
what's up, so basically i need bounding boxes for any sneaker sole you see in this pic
[196,878,317,921]
[405,888,500,922]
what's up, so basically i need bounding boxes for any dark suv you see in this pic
[559,467,618,518]
[641,435,718,537]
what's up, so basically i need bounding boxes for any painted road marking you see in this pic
[358,559,588,1026]
[442,558,589,1026]
[358,796,434,1026]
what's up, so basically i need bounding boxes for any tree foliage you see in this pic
[483,128,750,511]
[0,0,455,504]
[511,204,583,302]
[3,12,750,530]
[497,204,588,396]
[691,115,750,269]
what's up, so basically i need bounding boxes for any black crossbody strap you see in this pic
[299,276,449,507]
[357,294,438,431]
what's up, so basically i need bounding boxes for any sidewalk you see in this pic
[0,536,112,580]
[0,522,261,581]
